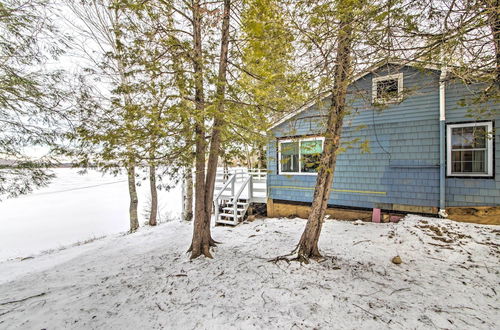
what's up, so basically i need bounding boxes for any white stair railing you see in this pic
[232,175,251,216]
[248,168,267,180]
[213,168,267,225]
[213,174,235,221]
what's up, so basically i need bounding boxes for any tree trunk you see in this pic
[223,158,229,180]
[189,0,231,259]
[127,164,139,232]
[203,0,231,228]
[257,143,265,169]
[183,166,194,221]
[296,16,354,262]
[190,123,210,258]
[189,0,211,259]
[246,145,252,169]
[149,164,158,226]
[112,7,139,232]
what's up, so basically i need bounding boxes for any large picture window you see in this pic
[278,137,324,175]
[447,122,493,177]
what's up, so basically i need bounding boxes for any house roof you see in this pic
[268,60,442,130]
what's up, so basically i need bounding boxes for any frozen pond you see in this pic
[0,168,182,261]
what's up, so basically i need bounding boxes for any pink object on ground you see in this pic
[390,215,402,223]
[372,208,381,223]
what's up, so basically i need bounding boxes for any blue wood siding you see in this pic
[267,64,500,211]
[444,81,500,206]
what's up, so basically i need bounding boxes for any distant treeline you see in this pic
[0,159,77,169]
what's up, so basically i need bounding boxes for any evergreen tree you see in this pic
[288,0,422,261]
[0,0,68,199]
[412,0,499,114]
[239,0,310,118]
[117,1,196,226]
[233,0,311,170]
[65,0,145,232]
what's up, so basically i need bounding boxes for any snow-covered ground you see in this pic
[0,215,498,329]
[0,168,182,261]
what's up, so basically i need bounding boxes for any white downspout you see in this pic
[438,68,448,218]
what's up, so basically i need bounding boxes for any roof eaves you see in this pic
[267,91,330,130]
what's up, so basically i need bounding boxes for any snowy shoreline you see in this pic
[0,215,498,329]
[0,168,182,261]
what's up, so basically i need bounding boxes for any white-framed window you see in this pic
[278,136,324,175]
[372,73,403,104]
[447,122,494,177]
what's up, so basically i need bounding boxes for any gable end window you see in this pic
[447,122,494,177]
[278,137,324,175]
[372,73,403,104]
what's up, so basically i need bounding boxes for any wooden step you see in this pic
[222,199,248,204]
[225,202,248,207]
[222,207,246,213]
[219,212,243,218]
[216,219,238,225]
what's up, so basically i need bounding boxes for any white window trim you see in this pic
[372,73,403,104]
[446,121,494,177]
[278,136,325,176]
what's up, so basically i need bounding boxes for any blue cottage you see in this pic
[266,63,500,224]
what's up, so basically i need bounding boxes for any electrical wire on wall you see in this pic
[372,106,392,163]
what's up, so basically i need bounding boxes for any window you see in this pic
[447,122,493,177]
[301,140,323,172]
[278,137,324,175]
[372,73,403,104]
[280,141,299,173]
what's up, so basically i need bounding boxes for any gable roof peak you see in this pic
[269,60,443,130]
